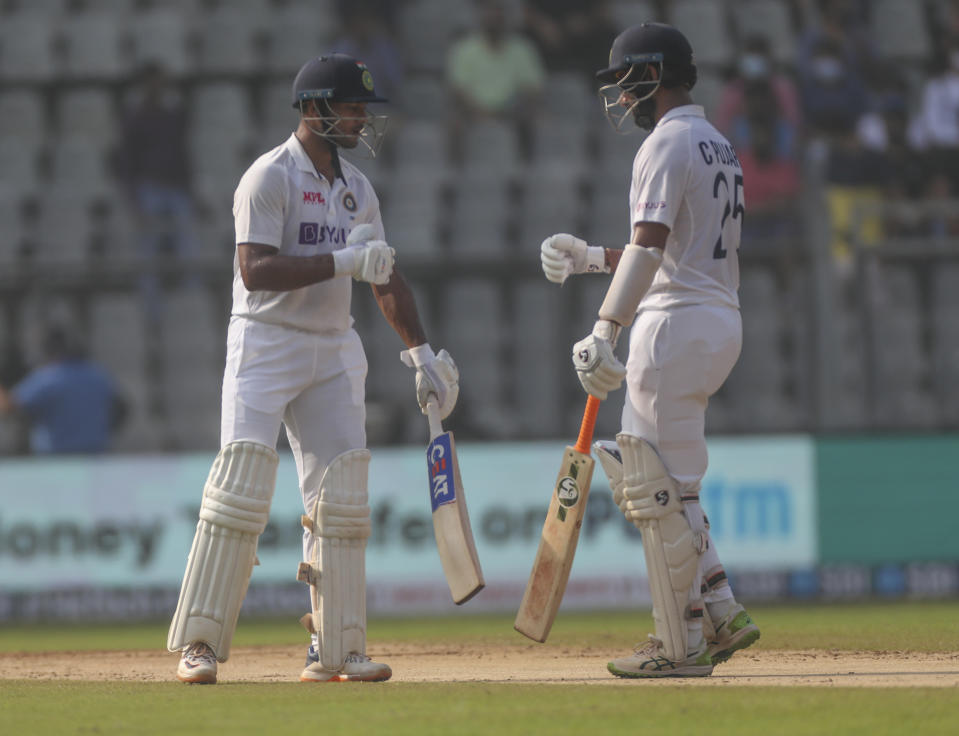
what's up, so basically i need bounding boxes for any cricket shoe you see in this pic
[708,605,760,664]
[608,635,713,678]
[176,642,217,684]
[301,646,392,682]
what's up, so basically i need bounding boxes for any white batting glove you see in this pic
[333,239,395,285]
[399,344,460,420]
[540,233,607,284]
[571,320,626,399]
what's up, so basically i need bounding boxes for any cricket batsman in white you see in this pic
[540,22,761,677]
[167,53,458,684]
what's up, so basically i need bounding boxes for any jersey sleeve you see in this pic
[233,161,288,247]
[629,131,691,232]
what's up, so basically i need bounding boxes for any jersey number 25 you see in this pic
[712,172,744,259]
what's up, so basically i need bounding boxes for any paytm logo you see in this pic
[703,479,792,539]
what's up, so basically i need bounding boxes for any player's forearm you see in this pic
[239,247,336,292]
[604,247,624,273]
[372,269,428,348]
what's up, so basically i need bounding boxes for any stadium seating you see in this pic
[0,0,953,452]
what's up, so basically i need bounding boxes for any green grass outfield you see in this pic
[2,601,958,736]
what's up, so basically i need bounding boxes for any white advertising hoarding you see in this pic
[0,437,815,613]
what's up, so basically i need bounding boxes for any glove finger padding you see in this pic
[540,239,572,284]
[571,333,626,400]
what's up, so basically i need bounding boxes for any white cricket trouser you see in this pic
[621,304,741,491]
[220,316,368,563]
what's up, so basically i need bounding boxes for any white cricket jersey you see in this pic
[231,134,385,334]
[629,105,742,310]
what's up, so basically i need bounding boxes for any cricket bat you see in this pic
[424,397,485,604]
[514,395,601,642]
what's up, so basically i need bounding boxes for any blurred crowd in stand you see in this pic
[1,0,958,453]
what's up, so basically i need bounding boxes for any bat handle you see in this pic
[426,394,443,439]
[573,395,601,455]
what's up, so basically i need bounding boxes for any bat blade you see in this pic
[514,395,600,642]
[513,446,594,642]
[427,427,485,604]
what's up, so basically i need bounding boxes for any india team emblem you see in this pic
[361,70,374,91]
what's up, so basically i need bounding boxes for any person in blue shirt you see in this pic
[0,327,126,454]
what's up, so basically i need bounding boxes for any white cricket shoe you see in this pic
[608,635,713,678]
[300,647,392,683]
[708,604,760,664]
[176,642,217,684]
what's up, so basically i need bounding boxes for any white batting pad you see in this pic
[616,433,704,661]
[168,441,279,661]
[297,449,372,670]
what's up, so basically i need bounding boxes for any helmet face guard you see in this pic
[296,93,389,158]
[599,52,664,133]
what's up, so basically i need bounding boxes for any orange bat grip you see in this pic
[573,395,601,455]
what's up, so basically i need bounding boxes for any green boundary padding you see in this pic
[816,434,959,563]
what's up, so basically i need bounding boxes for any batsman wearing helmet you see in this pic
[540,23,760,677]
[168,53,459,684]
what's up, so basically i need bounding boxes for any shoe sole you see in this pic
[177,673,217,684]
[607,663,713,678]
[300,672,392,683]
[709,625,760,664]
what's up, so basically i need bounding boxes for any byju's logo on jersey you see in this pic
[298,222,347,245]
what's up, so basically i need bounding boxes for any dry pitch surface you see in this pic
[3,644,958,687]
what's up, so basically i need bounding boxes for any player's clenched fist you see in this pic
[333,223,395,284]
[540,233,608,284]
[399,344,459,420]
[571,320,626,399]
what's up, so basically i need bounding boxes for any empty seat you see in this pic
[461,120,522,175]
[127,6,193,76]
[0,14,57,82]
[47,137,113,197]
[870,0,930,63]
[262,0,339,75]
[513,281,564,433]
[191,82,254,141]
[0,140,42,195]
[59,11,126,80]
[731,0,796,64]
[668,0,733,67]
[0,89,47,148]
[194,8,263,76]
[391,119,449,173]
[55,88,117,146]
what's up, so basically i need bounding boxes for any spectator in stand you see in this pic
[115,61,197,322]
[715,35,801,147]
[0,326,126,454]
[796,0,873,138]
[522,0,616,78]
[910,37,959,192]
[332,0,405,109]
[445,0,546,160]
[737,100,802,245]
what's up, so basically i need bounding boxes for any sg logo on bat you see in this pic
[427,435,458,513]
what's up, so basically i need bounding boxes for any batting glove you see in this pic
[334,223,394,285]
[540,233,607,284]
[571,320,625,399]
[400,344,460,420]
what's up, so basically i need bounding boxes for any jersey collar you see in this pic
[287,134,317,174]
[656,104,706,128]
